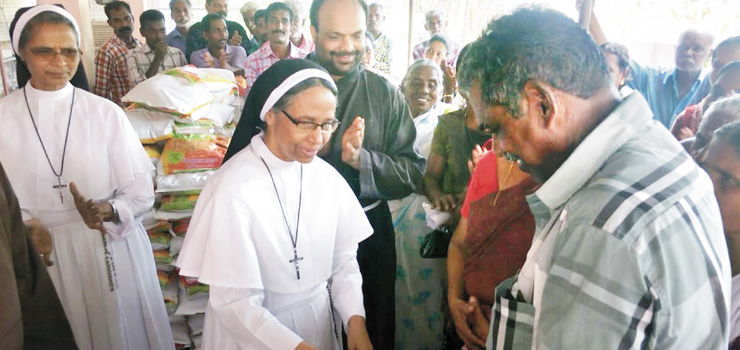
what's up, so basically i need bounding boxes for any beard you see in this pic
[316,49,362,77]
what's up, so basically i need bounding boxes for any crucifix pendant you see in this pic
[289,247,304,280]
[53,177,67,203]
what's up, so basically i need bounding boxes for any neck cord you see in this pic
[259,156,303,259]
[23,86,75,181]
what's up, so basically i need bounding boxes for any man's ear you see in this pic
[310,25,317,42]
[202,30,208,40]
[521,80,558,128]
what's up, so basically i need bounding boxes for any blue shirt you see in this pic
[627,59,709,128]
[165,28,187,55]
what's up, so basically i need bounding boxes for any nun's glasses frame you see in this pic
[281,109,340,134]
[27,47,81,63]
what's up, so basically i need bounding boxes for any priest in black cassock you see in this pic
[310,0,424,347]
[226,1,423,349]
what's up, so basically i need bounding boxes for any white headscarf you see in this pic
[12,4,81,55]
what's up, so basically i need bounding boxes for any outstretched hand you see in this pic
[467,144,490,174]
[441,59,456,96]
[70,182,108,235]
[341,116,365,170]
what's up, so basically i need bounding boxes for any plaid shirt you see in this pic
[371,32,393,77]
[244,42,307,96]
[412,38,460,66]
[93,36,141,106]
[487,93,731,349]
[125,44,187,86]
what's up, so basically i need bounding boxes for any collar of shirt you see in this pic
[260,41,304,59]
[170,27,185,39]
[528,93,653,212]
[663,67,706,95]
[111,35,141,50]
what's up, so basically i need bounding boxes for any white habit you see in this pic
[0,83,174,350]
[176,134,373,350]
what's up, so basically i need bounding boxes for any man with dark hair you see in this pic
[307,0,425,348]
[284,0,315,53]
[411,10,460,65]
[166,0,192,54]
[94,1,141,106]
[459,6,729,349]
[190,14,247,75]
[125,9,187,87]
[600,42,631,91]
[586,7,714,128]
[244,2,307,95]
[184,0,252,62]
[253,9,269,45]
[366,3,393,76]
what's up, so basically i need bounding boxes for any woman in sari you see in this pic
[392,58,456,349]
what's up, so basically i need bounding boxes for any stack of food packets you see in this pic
[124,66,244,350]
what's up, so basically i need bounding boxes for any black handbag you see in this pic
[419,227,453,258]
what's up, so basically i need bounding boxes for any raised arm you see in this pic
[576,0,607,45]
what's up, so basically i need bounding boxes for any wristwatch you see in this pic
[108,200,119,223]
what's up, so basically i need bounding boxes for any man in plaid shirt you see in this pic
[244,2,307,95]
[93,1,141,106]
[367,3,393,77]
[458,6,730,350]
[125,10,187,87]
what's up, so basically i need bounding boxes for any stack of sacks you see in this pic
[123,66,241,349]
[122,66,240,162]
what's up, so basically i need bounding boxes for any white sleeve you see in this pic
[329,174,373,326]
[329,240,366,327]
[103,172,154,240]
[208,285,304,350]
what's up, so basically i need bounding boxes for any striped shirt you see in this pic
[125,44,187,86]
[487,93,731,349]
[243,42,306,96]
[93,36,141,106]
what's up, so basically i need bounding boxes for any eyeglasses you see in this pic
[28,47,81,62]
[281,109,340,134]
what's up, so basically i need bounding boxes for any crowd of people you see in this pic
[2,0,740,350]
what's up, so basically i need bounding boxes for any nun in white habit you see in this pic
[176,59,374,350]
[0,5,173,349]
